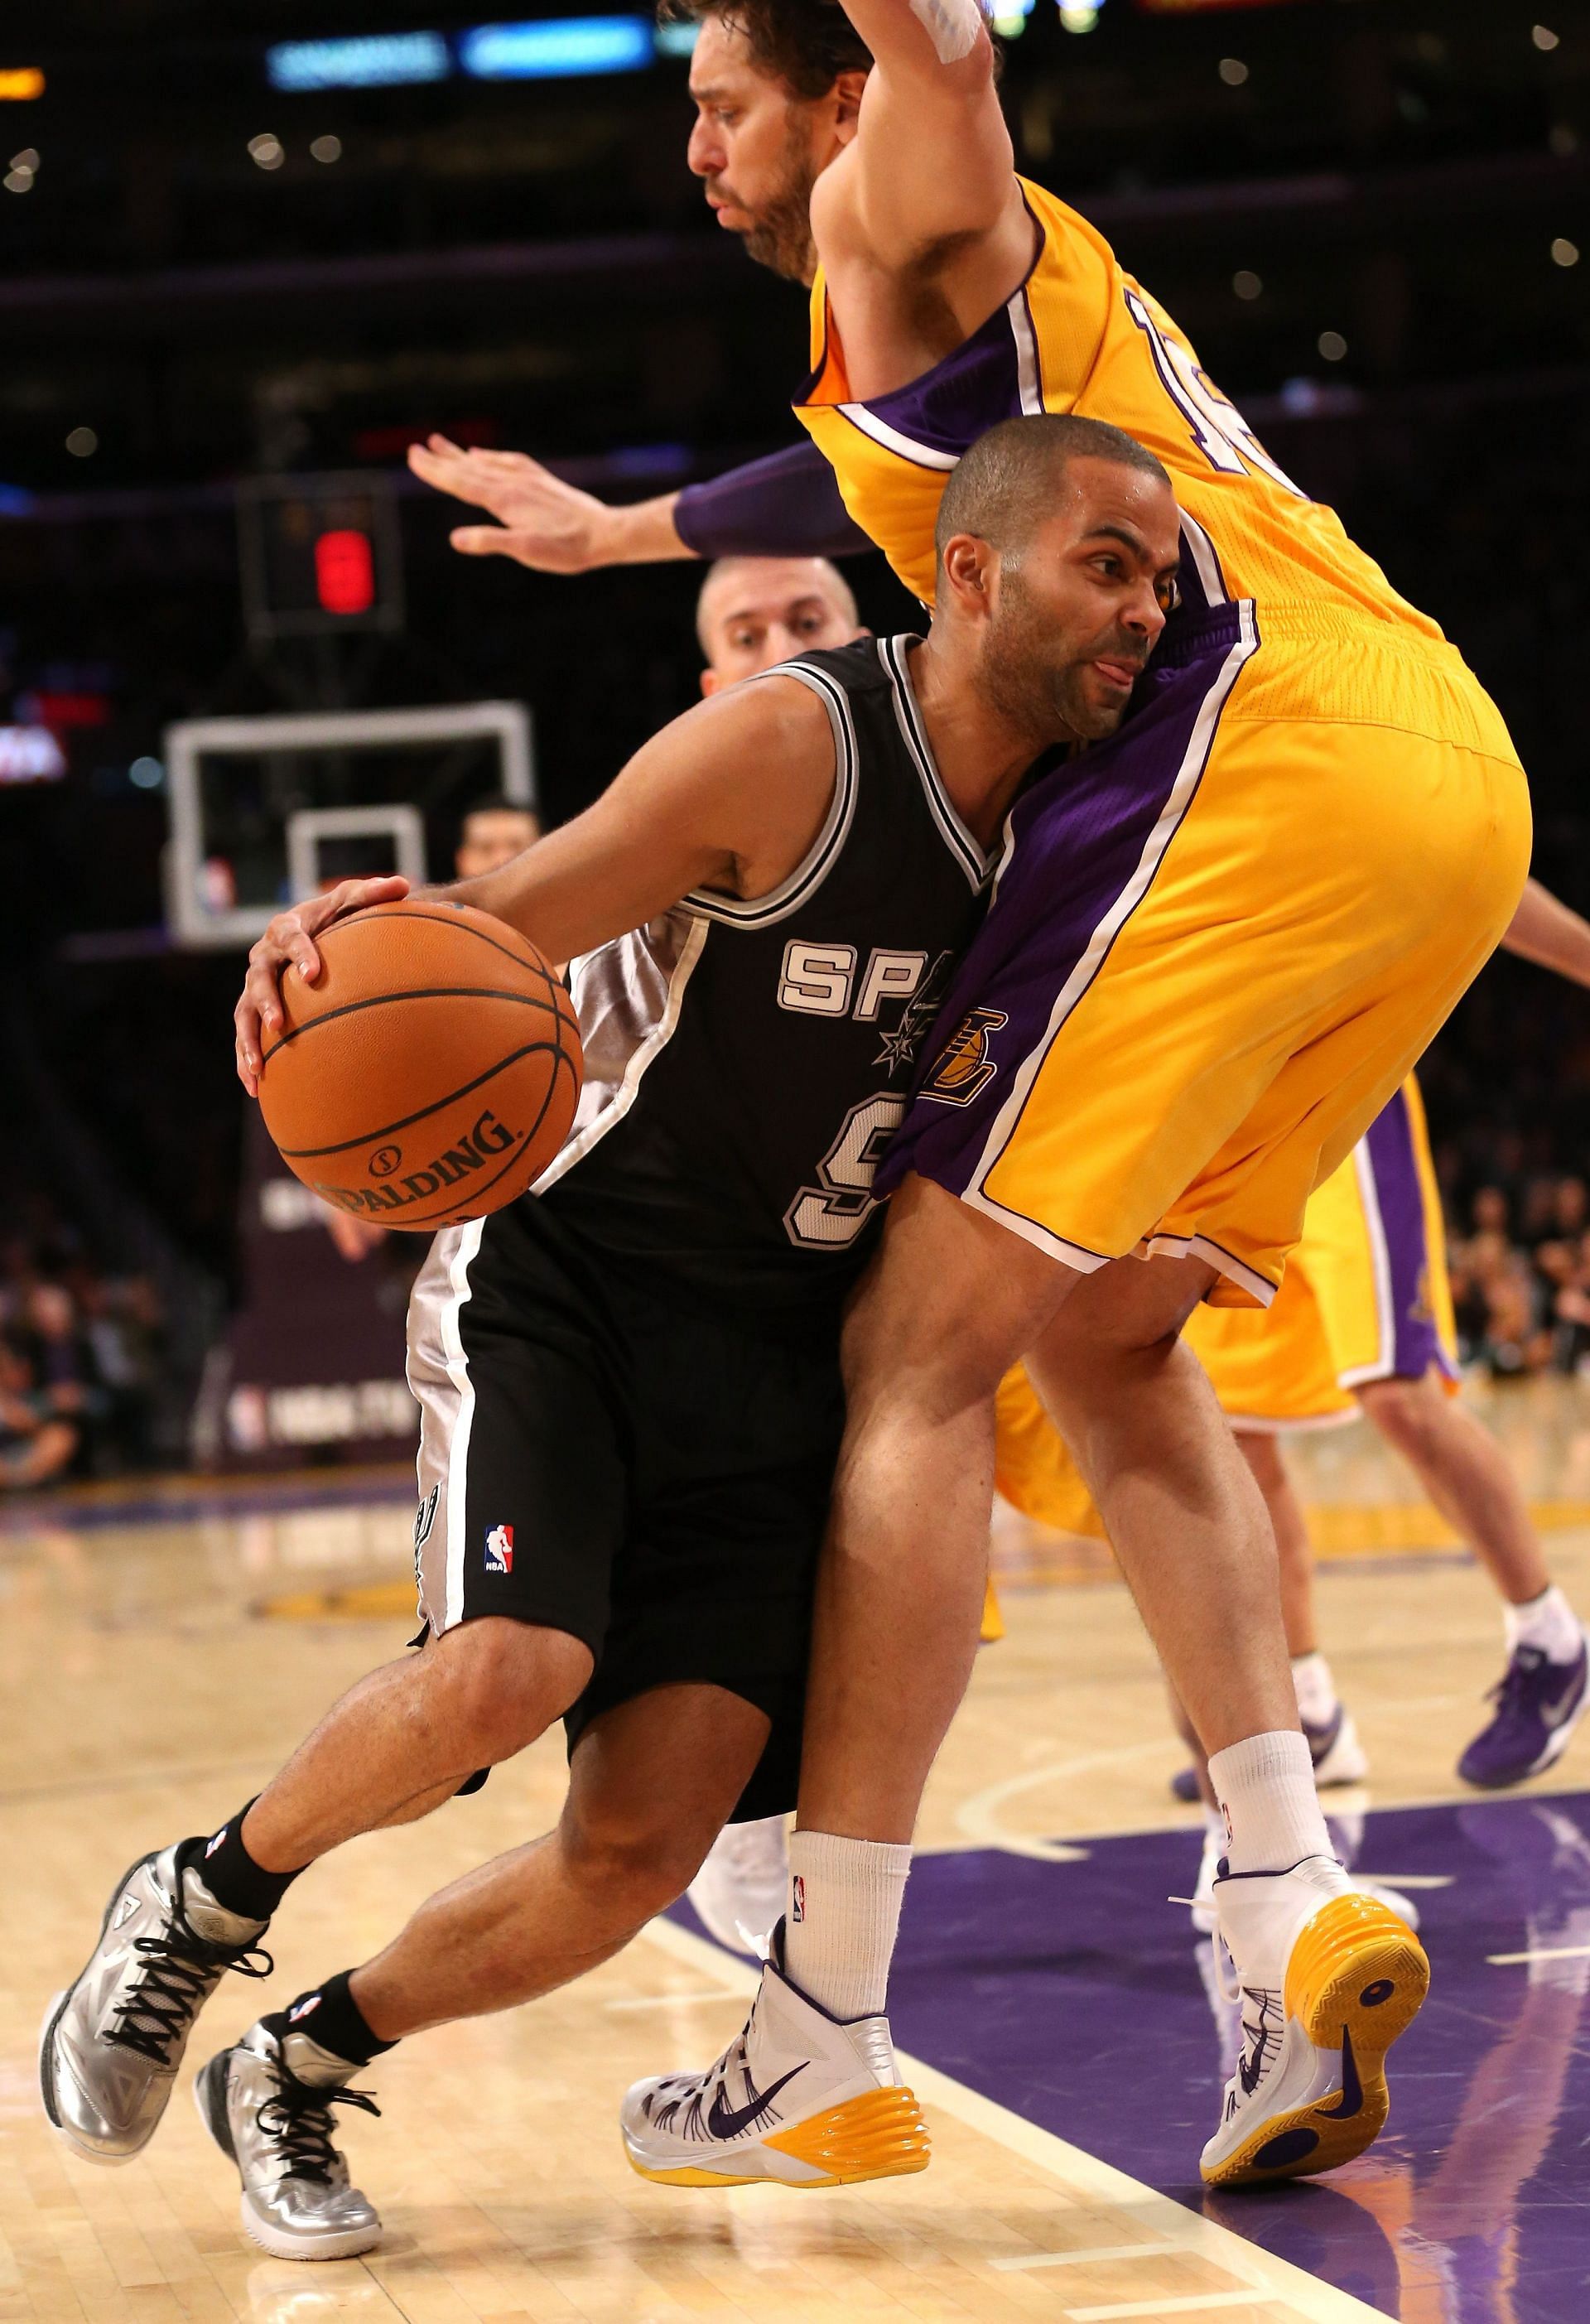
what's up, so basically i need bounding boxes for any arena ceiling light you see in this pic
[0,726,67,785]
[267,33,451,92]
[460,17,655,80]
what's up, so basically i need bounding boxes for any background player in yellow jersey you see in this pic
[609,0,1533,2195]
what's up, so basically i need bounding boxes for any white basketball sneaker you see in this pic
[686,1818,788,1959]
[622,1924,929,2189]
[1188,1826,1422,1938]
[1201,1854,1429,2187]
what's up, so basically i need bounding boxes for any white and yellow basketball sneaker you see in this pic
[1189,1824,1422,1938]
[622,1925,929,2189]
[1202,1854,1429,2187]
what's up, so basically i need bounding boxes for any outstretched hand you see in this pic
[407,434,619,573]
[234,875,410,1097]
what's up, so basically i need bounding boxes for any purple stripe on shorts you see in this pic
[1361,1086,1446,1381]
[877,606,1246,1203]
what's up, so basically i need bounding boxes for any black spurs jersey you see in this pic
[537,635,997,1307]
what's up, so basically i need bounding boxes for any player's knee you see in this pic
[1358,1375,1440,1459]
[436,1618,592,1766]
[839,1285,1010,1416]
[560,1793,715,1922]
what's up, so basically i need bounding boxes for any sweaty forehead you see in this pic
[1053,460,1182,554]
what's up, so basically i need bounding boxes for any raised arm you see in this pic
[816,0,1020,265]
[1502,876,1590,986]
[409,436,868,571]
[234,679,836,1091]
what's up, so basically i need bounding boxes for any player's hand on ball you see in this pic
[234,874,410,1096]
[407,434,619,573]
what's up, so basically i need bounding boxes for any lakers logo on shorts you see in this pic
[920,1008,1008,1107]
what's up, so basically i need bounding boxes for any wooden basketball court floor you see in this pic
[7,1376,1590,2324]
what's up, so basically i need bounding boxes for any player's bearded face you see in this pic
[707,108,818,283]
[983,561,1150,745]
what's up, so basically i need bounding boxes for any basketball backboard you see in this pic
[161,700,535,949]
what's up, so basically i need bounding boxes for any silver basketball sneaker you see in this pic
[195,2019,382,2260]
[40,1842,271,2162]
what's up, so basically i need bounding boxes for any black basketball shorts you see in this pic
[405,1193,846,1820]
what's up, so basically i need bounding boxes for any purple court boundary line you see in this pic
[0,1473,415,1537]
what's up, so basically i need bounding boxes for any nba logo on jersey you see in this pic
[791,1875,806,1923]
[484,1524,514,1574]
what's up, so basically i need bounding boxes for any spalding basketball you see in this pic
[257,900,582,1232]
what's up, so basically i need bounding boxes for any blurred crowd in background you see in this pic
[1448,1173,1590,1381]
[7,1140,1590,1492]
[0,1184,165,1490]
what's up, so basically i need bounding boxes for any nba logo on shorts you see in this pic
[484,1523,514,1574]
[791,1875,806,1923]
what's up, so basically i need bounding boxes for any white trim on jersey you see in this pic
[1178,510,1231,609]
[684,660,860,928]
[879,635,995,891]
[835,402,961,472]
[1009,288,1045,417]
[532,915,711,1196]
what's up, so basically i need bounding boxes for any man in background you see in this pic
[695,554,863,692]
[454,793,542,878]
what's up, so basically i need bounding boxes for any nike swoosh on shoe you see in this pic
[705,2063,807,2141]
[1314,2023,1364,2121]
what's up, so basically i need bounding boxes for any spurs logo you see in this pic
[919,1008,1008,1107]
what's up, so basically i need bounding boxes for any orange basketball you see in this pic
[257,899,582,1232]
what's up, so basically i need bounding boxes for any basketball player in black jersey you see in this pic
[41,417,1180,2256]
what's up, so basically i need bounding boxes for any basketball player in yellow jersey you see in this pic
[624,0,1531,2191]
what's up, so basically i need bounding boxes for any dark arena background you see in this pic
[6,5,1590,2321]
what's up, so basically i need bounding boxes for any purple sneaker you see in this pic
[1458,1635,1590,1790]
[1169,1702,1368,1802]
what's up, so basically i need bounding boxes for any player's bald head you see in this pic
[696,555,864,692]
[934,416,1173,570]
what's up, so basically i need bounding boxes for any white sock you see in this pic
[1207,1729,1332,1876]
[783,1831,911,2021]
[1506,1584,1583,1665]
[1290,1650,1338,1727]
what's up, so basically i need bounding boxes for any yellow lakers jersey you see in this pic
[796,175,1444,645]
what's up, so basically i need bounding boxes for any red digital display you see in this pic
[314,528,377,617]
